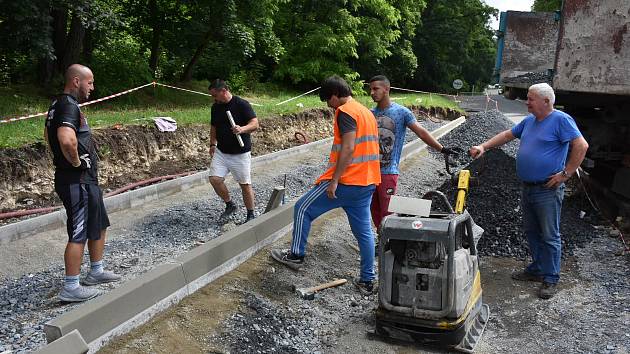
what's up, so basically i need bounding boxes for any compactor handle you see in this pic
[421,190,455,214]
[444,147,465,176]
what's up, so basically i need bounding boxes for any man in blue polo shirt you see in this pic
[469,83,588,299]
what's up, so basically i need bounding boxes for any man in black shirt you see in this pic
[45,64,120,302]
[208,79,259,222]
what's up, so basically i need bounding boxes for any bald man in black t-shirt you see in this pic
[45,64,120,303]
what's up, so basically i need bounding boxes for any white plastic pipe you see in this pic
[226,110,245,147]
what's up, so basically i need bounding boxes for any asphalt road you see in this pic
[458,94,529,124]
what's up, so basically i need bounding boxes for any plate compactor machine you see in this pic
[374,166,490,353]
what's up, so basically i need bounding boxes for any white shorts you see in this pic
[210,149,252,184]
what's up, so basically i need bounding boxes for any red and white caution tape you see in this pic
[78,82,156,108]
[0,110,49,124]
[0,82,156,124]
[485,94,499,111]
[2,81,463,125]
[275,87,321,106]
[154,82,262,106]
[390,86,457,100]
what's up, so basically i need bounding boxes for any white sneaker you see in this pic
[83,270,122,286]
[58,285,100,302]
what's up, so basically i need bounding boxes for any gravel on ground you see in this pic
[2,110,629,354]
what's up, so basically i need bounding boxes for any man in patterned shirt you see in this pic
[369,75,454,229]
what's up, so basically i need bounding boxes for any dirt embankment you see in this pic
[0,106,460,214]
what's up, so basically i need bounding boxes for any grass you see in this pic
[0,81,462,148]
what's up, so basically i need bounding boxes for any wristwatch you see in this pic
[561,170,571,178]
[210,143,217,147]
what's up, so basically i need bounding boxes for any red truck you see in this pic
[495,0,630,215]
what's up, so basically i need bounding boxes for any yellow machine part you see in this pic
[455,170,470,214]
[437,270,483,329]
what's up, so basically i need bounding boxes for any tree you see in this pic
[0,0,119,84]
[353,0,426,84]
[0,0,55,83]
[273,0,426,86]
[410,0,497,92]
[532,0,562,12]
[122,0,192,78]
[0,0,499,94]
[180,0,284,87]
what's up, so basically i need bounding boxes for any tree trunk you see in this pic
[61,13,86,72]
[148,0,162,75]
[180,29,215,82]
[38,7,68,83]
[52,7,68,67]
[38,59,56,84]
[82,28,95,64]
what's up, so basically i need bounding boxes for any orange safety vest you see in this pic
[316,99,381,186]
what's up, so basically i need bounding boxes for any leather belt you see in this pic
[522,180,549,186]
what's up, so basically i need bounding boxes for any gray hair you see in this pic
[528,83,555,105]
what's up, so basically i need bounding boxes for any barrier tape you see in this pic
[78,82,156,108]
[275,87,321,106]
[0,82,156,124]
[390,86,456,100]
[2,81,467,124]
[154,82,262,106]
[485,95,499,111]
[0,110,49,124]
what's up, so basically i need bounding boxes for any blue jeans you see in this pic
[521,184,565,284]
[291,181,376,282]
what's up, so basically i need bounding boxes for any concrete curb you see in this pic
[0,137,331,245]
[36,120,465,353]
[401,116,466,160]
[33,329,88,354]
[43,203,294,353]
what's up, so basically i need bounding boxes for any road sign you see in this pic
[452,79,464,90]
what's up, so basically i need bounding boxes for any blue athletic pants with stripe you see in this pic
[290,181,376,282]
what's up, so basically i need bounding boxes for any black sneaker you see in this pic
[511,270,543,282]
[353,277,374,296]
[539,282,557,299]
[270,249,304,270]
[220,201,237,219]
[245,212,256,223]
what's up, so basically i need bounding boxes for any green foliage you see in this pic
[273,3,360,84]
[532,0,562,12]
[410,0,497,92]
[89,33,153,97]
[354,0,426,83]
[0,0,497,97]
[0,0,52,83]
[272,0,426,86]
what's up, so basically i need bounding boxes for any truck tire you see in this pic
[504,87,517,100]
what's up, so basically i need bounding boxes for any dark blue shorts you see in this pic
[55,183,110,243]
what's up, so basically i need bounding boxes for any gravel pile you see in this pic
[502,71,552,85]
[214,293,325,353]
[437,149,601,259]
[427,111,601,259]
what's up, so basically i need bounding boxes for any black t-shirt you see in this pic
[337,111,357,135]
[210,96,256,154]
[45,94,99,185]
